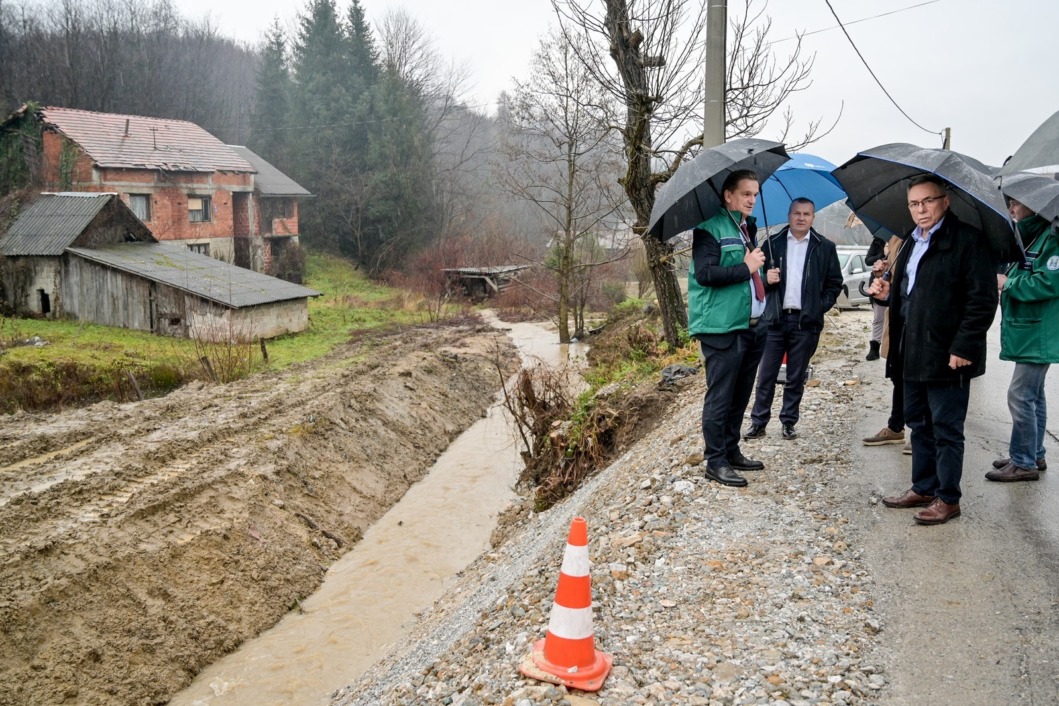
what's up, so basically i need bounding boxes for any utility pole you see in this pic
[703,0,726,149]
[942,127,951,150]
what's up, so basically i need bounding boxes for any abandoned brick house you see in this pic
[0,192,319,340]
[0,105,310,275]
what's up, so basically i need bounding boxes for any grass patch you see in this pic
[262,252,435,367]
[0,251,466,412]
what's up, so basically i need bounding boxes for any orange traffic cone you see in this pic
[518,516,612,692]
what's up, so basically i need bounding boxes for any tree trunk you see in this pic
[558,268,571,343]
[641,235,685,347]
[603,0,688,349]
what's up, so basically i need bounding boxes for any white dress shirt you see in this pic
[783,231,810,310]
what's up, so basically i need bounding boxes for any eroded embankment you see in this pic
[0,322,517,706]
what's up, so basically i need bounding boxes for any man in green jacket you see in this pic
[689,169,768,487]
[987,198,1058,482]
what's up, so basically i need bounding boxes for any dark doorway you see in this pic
[38,289,50,315]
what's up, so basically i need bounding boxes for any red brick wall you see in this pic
[252,198,301,237]
[233,193,251,237]
[42,132,96,188]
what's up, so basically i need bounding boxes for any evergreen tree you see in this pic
[345,0,379,92]
[288,0,437,271]
[362,69,437,271]
[249,18,292,166]
[289,0,360,254]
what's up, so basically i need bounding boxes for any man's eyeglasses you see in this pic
[908,195,946,210]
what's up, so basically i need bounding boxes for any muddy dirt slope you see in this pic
[0,321,517,706]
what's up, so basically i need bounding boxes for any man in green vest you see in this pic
[689,169,769,487]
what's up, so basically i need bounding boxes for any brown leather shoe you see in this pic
[914,498,961,525]
[992,457,1047,471]
[985,462,1040,483]
[881,488,935,508]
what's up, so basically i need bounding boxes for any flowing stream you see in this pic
[169,316,586,706]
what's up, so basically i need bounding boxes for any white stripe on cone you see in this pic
[559,544,590,577]
[546,604,595,641]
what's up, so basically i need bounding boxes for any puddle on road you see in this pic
[170,317,586,706]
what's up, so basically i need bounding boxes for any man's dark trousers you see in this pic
[700,322,767,466]
[887,352,905,433]
[750,312,820,427]
[905,379,971,504]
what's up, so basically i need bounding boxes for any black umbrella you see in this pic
[999,109,1059,176]
[647,138,790,241]
[996,171,1059,222]
[831,143,1019,261]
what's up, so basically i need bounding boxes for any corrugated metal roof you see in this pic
[227,145,311,197]
[66,243,321,309]
[41,107,254,173]
[0,193,114,256]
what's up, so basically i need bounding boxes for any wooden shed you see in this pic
[443,265,529,299]
[0,193,320,340]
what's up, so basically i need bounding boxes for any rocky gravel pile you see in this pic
[334,311,884,706]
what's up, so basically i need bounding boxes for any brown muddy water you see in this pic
[169,318,586,706]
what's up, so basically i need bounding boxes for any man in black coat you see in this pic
[870,175,998,525]
[744,198,843,440]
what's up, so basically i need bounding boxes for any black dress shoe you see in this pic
[727,450,764,471]
[743,424,766,440]
[704,463,748,487]
[782,423,797,440]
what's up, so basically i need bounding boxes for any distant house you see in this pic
[227,144,311,275]
[0,193,320,340]
[0,105,311,274]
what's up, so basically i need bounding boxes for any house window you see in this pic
[188,196,212,223]
[129,194,151,221]
[262,198,292,220]
[187,242,210,256]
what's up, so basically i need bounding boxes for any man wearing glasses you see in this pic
[868,175,997,525]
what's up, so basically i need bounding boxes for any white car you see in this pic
[835,246,871,309]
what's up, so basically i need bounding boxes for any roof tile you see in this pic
[41,107,253,173]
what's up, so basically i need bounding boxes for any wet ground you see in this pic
[0,321,519,706]
[169,318,586,705]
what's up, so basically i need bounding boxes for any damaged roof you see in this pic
[39,106,254,174]
[66,243,320,308]
[1,193,118,256]
[227,145,311,197]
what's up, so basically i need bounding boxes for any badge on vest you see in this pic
[1048,256,1059,271]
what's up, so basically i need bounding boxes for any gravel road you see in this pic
[334,309,888,706]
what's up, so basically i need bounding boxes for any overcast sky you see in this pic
[158,0,1059,168]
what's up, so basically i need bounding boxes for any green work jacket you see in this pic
[1001,215,1059,364]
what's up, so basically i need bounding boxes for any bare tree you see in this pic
[552,0,826,348]
[498,29,628,343]
[378,8,492,242]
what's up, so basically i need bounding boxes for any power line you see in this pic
[822,0,942,137]
[770,1,942,44]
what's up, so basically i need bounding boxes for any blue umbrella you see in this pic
[751,153,847,227]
